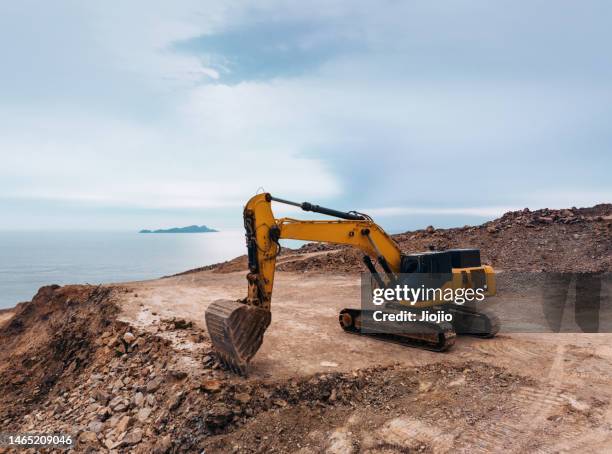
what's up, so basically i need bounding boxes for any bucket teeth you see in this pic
[205,299,271,376]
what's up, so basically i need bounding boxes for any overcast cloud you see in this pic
[1,1,610,231]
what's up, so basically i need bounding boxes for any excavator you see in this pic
[205,193,500,375]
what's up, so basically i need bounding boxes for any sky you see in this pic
[1,0,611,232]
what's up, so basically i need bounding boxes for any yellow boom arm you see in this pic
[243,193,402,310]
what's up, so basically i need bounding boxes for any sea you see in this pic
[0,212,494,310]
[0,230,250,309]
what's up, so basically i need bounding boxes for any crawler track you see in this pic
[448,305,501,338]
[338,308,457,352]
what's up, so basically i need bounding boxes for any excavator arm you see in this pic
[242,193,402,311]
[205,193,404,374]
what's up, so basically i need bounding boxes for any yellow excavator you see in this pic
[205,193,500,374]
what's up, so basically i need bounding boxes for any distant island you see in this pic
[139,225,218,234]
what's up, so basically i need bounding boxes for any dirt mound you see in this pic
[174,203,609,276]
[0,285,118,418]
[276,203,612,274]
[2,282,610,453]
[173,249,306,276]
[199,361,536,453]
[170,255,250,276]
[0,284,180,452]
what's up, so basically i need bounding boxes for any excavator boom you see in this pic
[205,193,398,374]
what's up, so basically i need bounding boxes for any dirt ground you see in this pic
[1,267,612,453]
[110,267,612,452]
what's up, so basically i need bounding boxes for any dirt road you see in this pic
[2,263,610,452]
[111,268,612,452]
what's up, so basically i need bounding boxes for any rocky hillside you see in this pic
[0,284,540,453]
[208,204,610,274]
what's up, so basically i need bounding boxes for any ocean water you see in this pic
[0,231,248,309]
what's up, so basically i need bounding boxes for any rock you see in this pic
[93,389,110,405]
[169,370,188,380]
[418,381,433,392]
[109,396,124,409]
[96,406,112,421]
[486,225,498,234]
[169,391,185,411]
[329,388,337,402]
[565,396,590,413]
[79,431,98,444]
[146,376,164,393]
[123,332,136,344]
[448,376,466,387]
[426,225,435,234]
[107,337,119,348]
[121,428,143,446]
[201,379,223,393]
[173,319,192,329]
[273,399,288,407]
[85,402,100,414]
[136,407,152,422]
[114,402,128,412]
[115,415,132,433]
[88,420,104,433]
[202,355,214,366]
[205,403,234,429]
[146,394,156,407]
[152,435,173,454]
[235,392,251,404]
[103,437,118,450]
[132,392,145,408]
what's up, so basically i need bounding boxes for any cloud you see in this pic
[0,108,340,211]
[0,1,610,230]
[172,19,363,84]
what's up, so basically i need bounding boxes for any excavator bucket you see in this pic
[205,299,271,375]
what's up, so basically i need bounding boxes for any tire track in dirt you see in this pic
[453,340,612,453]
[449,344,566,452]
